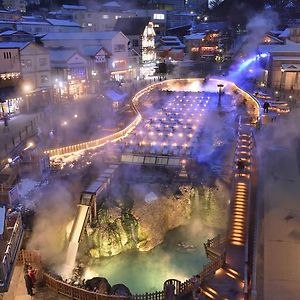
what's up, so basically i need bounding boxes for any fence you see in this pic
[16,249,225,300]
[44,78,261,159]
[0,213,24,290]
[0,112,46,169]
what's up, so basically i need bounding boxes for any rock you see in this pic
[110,283,132,296]
[85,277,111,294]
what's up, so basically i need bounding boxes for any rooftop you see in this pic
[184,33,206,40]
[46,18,81,27]
[259,40,300,54]
[0,41,29,49]
[62,4,87,10]
[42,31,121,41]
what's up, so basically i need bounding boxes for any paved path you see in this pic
[257,106,300,300]
[2,265,67,300]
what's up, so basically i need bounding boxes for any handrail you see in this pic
[17,249,225,300]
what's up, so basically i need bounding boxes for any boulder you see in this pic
[85,277,111,294]
[110,283,132,296]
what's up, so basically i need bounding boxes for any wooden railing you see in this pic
[17,249,225,300]
[204,234,227,250]
[0,213,24,289]
[44,78,261,159]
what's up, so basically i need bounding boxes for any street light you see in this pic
[217,83,224,106]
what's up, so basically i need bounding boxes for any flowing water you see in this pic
[84,187,226,293]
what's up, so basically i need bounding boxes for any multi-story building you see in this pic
[73,10,135,32]
[41,31,132,82]
[0,41,52,113]
[156,36,185,60]
[258,31,300,92]
[0,18,82,35]
[0,44,22,117]
[114,17,156,77]
[125,9,167,37]
[19,42,52,106]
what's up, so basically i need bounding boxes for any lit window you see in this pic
[153,13,165,20]
[87,23,93,27]
[102,15,109,19]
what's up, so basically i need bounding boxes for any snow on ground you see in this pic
[17,178,48,209]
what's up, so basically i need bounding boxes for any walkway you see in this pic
[2,265,68,300]
[256,107,300,300]
[0,112,43,161]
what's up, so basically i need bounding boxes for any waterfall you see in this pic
[61,205,90,279]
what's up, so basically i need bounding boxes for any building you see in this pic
[257,27,300,92]
[0,41,51,113]
[19,42,52,107]
[184,30,224,61]
[0,43,22,118]
[2,0,26,12]
[125,9,167,37]
[0,18,82,35]
[114,17,156,76]
[167,11,197,29]
[156,36,185,60]
[0,30,34,42]
[49,48,88,100]
[73,10,135,32]
[41,31,132,82]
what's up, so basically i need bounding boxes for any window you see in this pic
[3,52,12,59]
[132,39,139,47]
[21,59,32,69]
[153,13,165,20]
[102,14,109,19]
[40,75,49,83]
[87,23,93,27]
[39,57,47,67]
[113,44,126,52]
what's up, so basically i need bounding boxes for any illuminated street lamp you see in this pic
[217,83,224,106]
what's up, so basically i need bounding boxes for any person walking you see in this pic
[263,101,270,113]
[24,270,34,296]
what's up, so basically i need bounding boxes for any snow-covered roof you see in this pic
[258,42,300,54]
[62,4,87,10]
[49,48,77,62]
[278,28,290,38]
[281,63,300,71]
[42,31,121,41]
[0,30,31,36]
[273,56,300,61]
[20,20,49,25]
[105,88,127,102]
[103,1,121,7]
[80,45,104,56]
[0,206,6,236]
[46,18,81,27]
[0,30,17,35]
[184,33,206,40]
[0,41,29,49]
